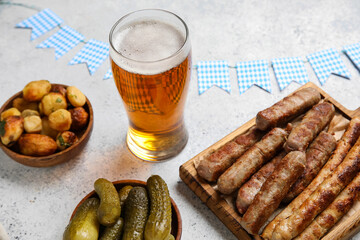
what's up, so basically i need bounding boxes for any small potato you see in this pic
[56,131,79,151]
[23,80,51,102]
[12,98,38,112]
[18,134,57,156]
[48,109,72,131]
[0,116,24,146]
[67,86,86,107]
[51,84,67,97]
[38,102,44,116]
[40,92,67,116]
[21,109,40,118]
[41,117,58,139]
[69,107,89,130]
[1,108,21,121]
[24,116,42,133]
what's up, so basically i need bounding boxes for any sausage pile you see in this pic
[195,87,360,239]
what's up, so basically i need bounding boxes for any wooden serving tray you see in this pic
[179,82,360,240]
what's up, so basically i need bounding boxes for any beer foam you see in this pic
[110,19,190,75]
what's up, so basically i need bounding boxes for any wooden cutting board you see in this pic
[179,82,360,240]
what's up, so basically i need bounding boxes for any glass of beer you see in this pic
[109,9,191,161]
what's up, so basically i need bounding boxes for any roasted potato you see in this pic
[56,131,79,151]
[67,86,86,107]
[21,109,40,118]
[1,108,21,121]
[0,116,24,146]
[51,84,67,97]
[18,134,57,156]
[22,80,51,102]
[12,97,38,112]
[48,109,72,131]
[40,92,67,116]
[24,116,42,133]
[69,107,89,130]
[41,117,58,139]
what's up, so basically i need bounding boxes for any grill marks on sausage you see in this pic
[256,87,321,130]
[285,102,335,152]
[196,126,264,182]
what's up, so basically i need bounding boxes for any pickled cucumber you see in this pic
[94,178,121,226]
[122,186,149,240]
[63,198,100,240]
[118,185,133,209]
[144,175,172,240]
[99,217,124,240]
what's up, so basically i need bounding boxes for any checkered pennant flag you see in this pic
[69,39,109,75]
[272,57,310,91]
[236,60,271,94]
[197,60,231,95]
[36,26,84,60]
[343,42,360,72]
[307,48,351,85]
[16,8,63,41]
[103,68,113,80]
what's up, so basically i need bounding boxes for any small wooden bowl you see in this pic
[70,180,182,240]
[0,84,94,167]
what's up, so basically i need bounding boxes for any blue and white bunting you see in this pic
[236,60,271,94]
[69,39,109,75]
[307,48,350,85]
[103,69,113,80]
[16,8,63,41]
[343,42,360,72]
[272,57,309,91]
[197,60,231,95]
[36,26,84,60]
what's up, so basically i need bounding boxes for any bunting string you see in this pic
[8,3,360,95]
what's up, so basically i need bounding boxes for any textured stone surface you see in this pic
[0,0,360,239]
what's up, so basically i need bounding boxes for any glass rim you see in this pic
[109,8,190,64]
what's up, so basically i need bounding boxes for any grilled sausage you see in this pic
[261,117,360,240]
[236,151,286,215]
[283,131,336,203]
[240,151,305,235]
[295,172,360,240]
[197,126,264,182]
[256,87,321,131]
[284,102,335,152]
[272,136,360,240]
[217,127,289,195]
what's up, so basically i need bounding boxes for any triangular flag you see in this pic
[16,8,63,40]
[197,60,231,95]
[343,42,360,72]
[69,39,109,75]
[37,26,84,60]
[236,59,271,94]
[307,48,350,85]
[272,57,309,91]
[103,69,113,80]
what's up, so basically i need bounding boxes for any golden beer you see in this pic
[109,9,191,161]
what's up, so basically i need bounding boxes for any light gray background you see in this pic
[1,0,360,239]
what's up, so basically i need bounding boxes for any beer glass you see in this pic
[109,9,191,161]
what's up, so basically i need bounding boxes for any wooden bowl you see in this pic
[70,180,182,240]
[0,84,94,167]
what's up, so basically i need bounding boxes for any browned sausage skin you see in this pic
[240,151,305,235]
[272,136,360,240]
[283,131,336,203]
[217,127,289,195]
[295,172,360,240]
[262,117,360,240]
[256,87,321,131]
[196,126,264,182]
[236,151,286,215]
[284,102,335,152]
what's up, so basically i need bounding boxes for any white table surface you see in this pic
[1,0,360,239]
